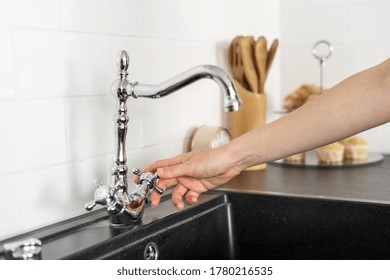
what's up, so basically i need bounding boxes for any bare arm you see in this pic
[229,58,390,168]
[145,59,390,208]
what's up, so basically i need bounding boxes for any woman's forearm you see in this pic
[147,59,390,208]
[227,59,390,169]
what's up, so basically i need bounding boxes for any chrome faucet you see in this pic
[85,50,241,226]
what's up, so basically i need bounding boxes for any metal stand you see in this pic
[312,40,334,90]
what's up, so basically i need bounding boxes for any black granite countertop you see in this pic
[219,154,390,204]
[1,156,389,259]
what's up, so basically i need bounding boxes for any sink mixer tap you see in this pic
[85,169,161,225]
[85,50,241,226]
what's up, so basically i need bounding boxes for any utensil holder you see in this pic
[230,79,267,171]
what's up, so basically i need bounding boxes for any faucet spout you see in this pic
[132,65,241,112]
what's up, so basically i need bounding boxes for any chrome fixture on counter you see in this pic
[2,238,42,260]
[85,50,241,226]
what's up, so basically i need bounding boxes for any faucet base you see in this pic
[108,213,143,227]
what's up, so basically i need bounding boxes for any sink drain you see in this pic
[144,242,159,260]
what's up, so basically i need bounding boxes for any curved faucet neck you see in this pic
[132,65,241,112]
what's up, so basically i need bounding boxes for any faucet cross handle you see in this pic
[85,179,111,211]
[132,168,164,195]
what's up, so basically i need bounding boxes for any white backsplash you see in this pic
[280,0,390,153]
[0,0,279,239]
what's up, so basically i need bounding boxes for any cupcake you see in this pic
[316,142,345,164]
[284,152,305,163]
[341,136,369,161]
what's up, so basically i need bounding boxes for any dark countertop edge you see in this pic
[216,187,390,206]
[217,154,390,206]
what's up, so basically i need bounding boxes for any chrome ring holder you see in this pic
[312,40,334,90]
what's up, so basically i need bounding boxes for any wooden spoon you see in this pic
[239,36,258,93]
[265,38,279,80]
[229,36,245,85]
[254,36,267,93]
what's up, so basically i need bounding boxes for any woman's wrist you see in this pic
[221,134,263,171]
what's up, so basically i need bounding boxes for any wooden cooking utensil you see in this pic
[238,36,258,93]
[229,36,245,85]
[254,36,267,94]
[265,38,279,80]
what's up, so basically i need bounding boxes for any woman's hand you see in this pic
[141,146,244,209]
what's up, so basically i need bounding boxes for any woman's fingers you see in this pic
[185,190,200,205]
[171,184,189,210]
[150,178,177,207]
[177,176,209,193]
[171,177,207,209]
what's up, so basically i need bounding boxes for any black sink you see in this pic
[2,191,390,259]
[229,193,390,259]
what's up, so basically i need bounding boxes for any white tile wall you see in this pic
[0,0,279,240]
[0,0,61,28]
[18,99,67,169]
[62,0,137,36]
[14,0,60,29]
[0,28,14,100]
[0,175,22,238]
[281,6,346,47]
[15,30,105,98]
[280,0,390,92]
[65,96,119,161]
[20,157,110,230]
[0,102,18,174]
[345,3,390,44]
[280,0,390,152]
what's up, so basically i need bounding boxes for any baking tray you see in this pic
[271,150,384,168]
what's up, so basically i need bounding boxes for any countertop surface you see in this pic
[219,154,390,205]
